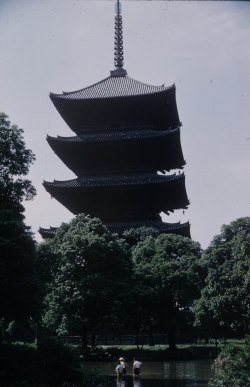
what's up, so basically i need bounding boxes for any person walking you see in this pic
[132,358,142,376]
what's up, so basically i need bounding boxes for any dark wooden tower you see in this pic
[40,0,190,238]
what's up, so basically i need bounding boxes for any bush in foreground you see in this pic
[0,341,115,386]
[209,339,250,387]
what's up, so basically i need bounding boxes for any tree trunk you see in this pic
[91,333,96,348]
[81,330,88,350]
[135,329,139,350]
[34,322,39,345]
[140,331,144,350]
[148,326,154,346]
[215,337,218,354]
[204,332,209,344]
[168,326,176,352]
[1,319,6,344]
[223,335,227,346]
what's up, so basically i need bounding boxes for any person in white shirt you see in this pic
[115,361,123,378]
[119,357,126,375]
[133,358,142,376]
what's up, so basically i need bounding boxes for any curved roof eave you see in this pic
[106,220,190,233]
[50,75,175,102]
[43,172,185,189]
[46,127,181,144]
[39,221,191,239]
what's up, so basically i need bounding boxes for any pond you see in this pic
[85,360,215,387]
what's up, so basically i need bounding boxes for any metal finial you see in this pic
[115,0,121,16]
[114,0,124,69]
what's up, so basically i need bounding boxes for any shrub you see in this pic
[0,341,116,386]
[0,341,81,386]
[209,339,250,387]
[35,340,82,385]
[80,346,112,361]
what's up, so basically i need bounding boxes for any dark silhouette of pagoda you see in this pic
[40,0,190,239]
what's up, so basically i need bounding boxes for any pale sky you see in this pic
[0,0,249,249]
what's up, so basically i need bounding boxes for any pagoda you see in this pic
[40,0,190,239]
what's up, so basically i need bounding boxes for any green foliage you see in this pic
[35,341,82,385]
[81,344,216,361]
[0,112,35,213]
[36,238,62,291]
[5,320,35,342]
[41,215,132,339]
[122,226,159,246]
[133,233,203,301]
[209,339,250,387]
[0,113,40,329]
[0,341,84,386]
[194,217,250,338]
[131,233,203,348]
[80,346,112,361]
[0,209,41,324]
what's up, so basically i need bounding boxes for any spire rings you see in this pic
[114,1,124,69]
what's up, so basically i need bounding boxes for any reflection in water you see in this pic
[115,376,208,387]
[133,377,142,387]
[116,376,142,387]
[116,377,125,387]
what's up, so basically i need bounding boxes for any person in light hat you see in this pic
[119,357,126,375]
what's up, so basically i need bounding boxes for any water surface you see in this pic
[85,360,214,387]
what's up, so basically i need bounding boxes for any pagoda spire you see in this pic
[111,0,127,76]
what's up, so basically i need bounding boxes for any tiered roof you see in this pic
[41,0,190,239]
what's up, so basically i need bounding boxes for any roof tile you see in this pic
[44,173,184,189]
[48,127,180,144]
[51,75,173,100]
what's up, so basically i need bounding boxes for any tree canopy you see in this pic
[0,210,41,323]
[0,112,35,213]
[122,226,159,247]
[131,233,203,349]
[194,217,250,339]
[42,215,132,345]
[0,113,40,330]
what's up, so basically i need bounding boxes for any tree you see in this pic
[209,339,250,387]
[132,233,203,350]
[122,226,159,247]
[0,112,36,213]
[0,210,41,325]
[42,215,132,348]
[0,113,40,337]
[194,217,250,341]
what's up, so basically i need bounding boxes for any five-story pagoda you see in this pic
[40,0,190,239]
